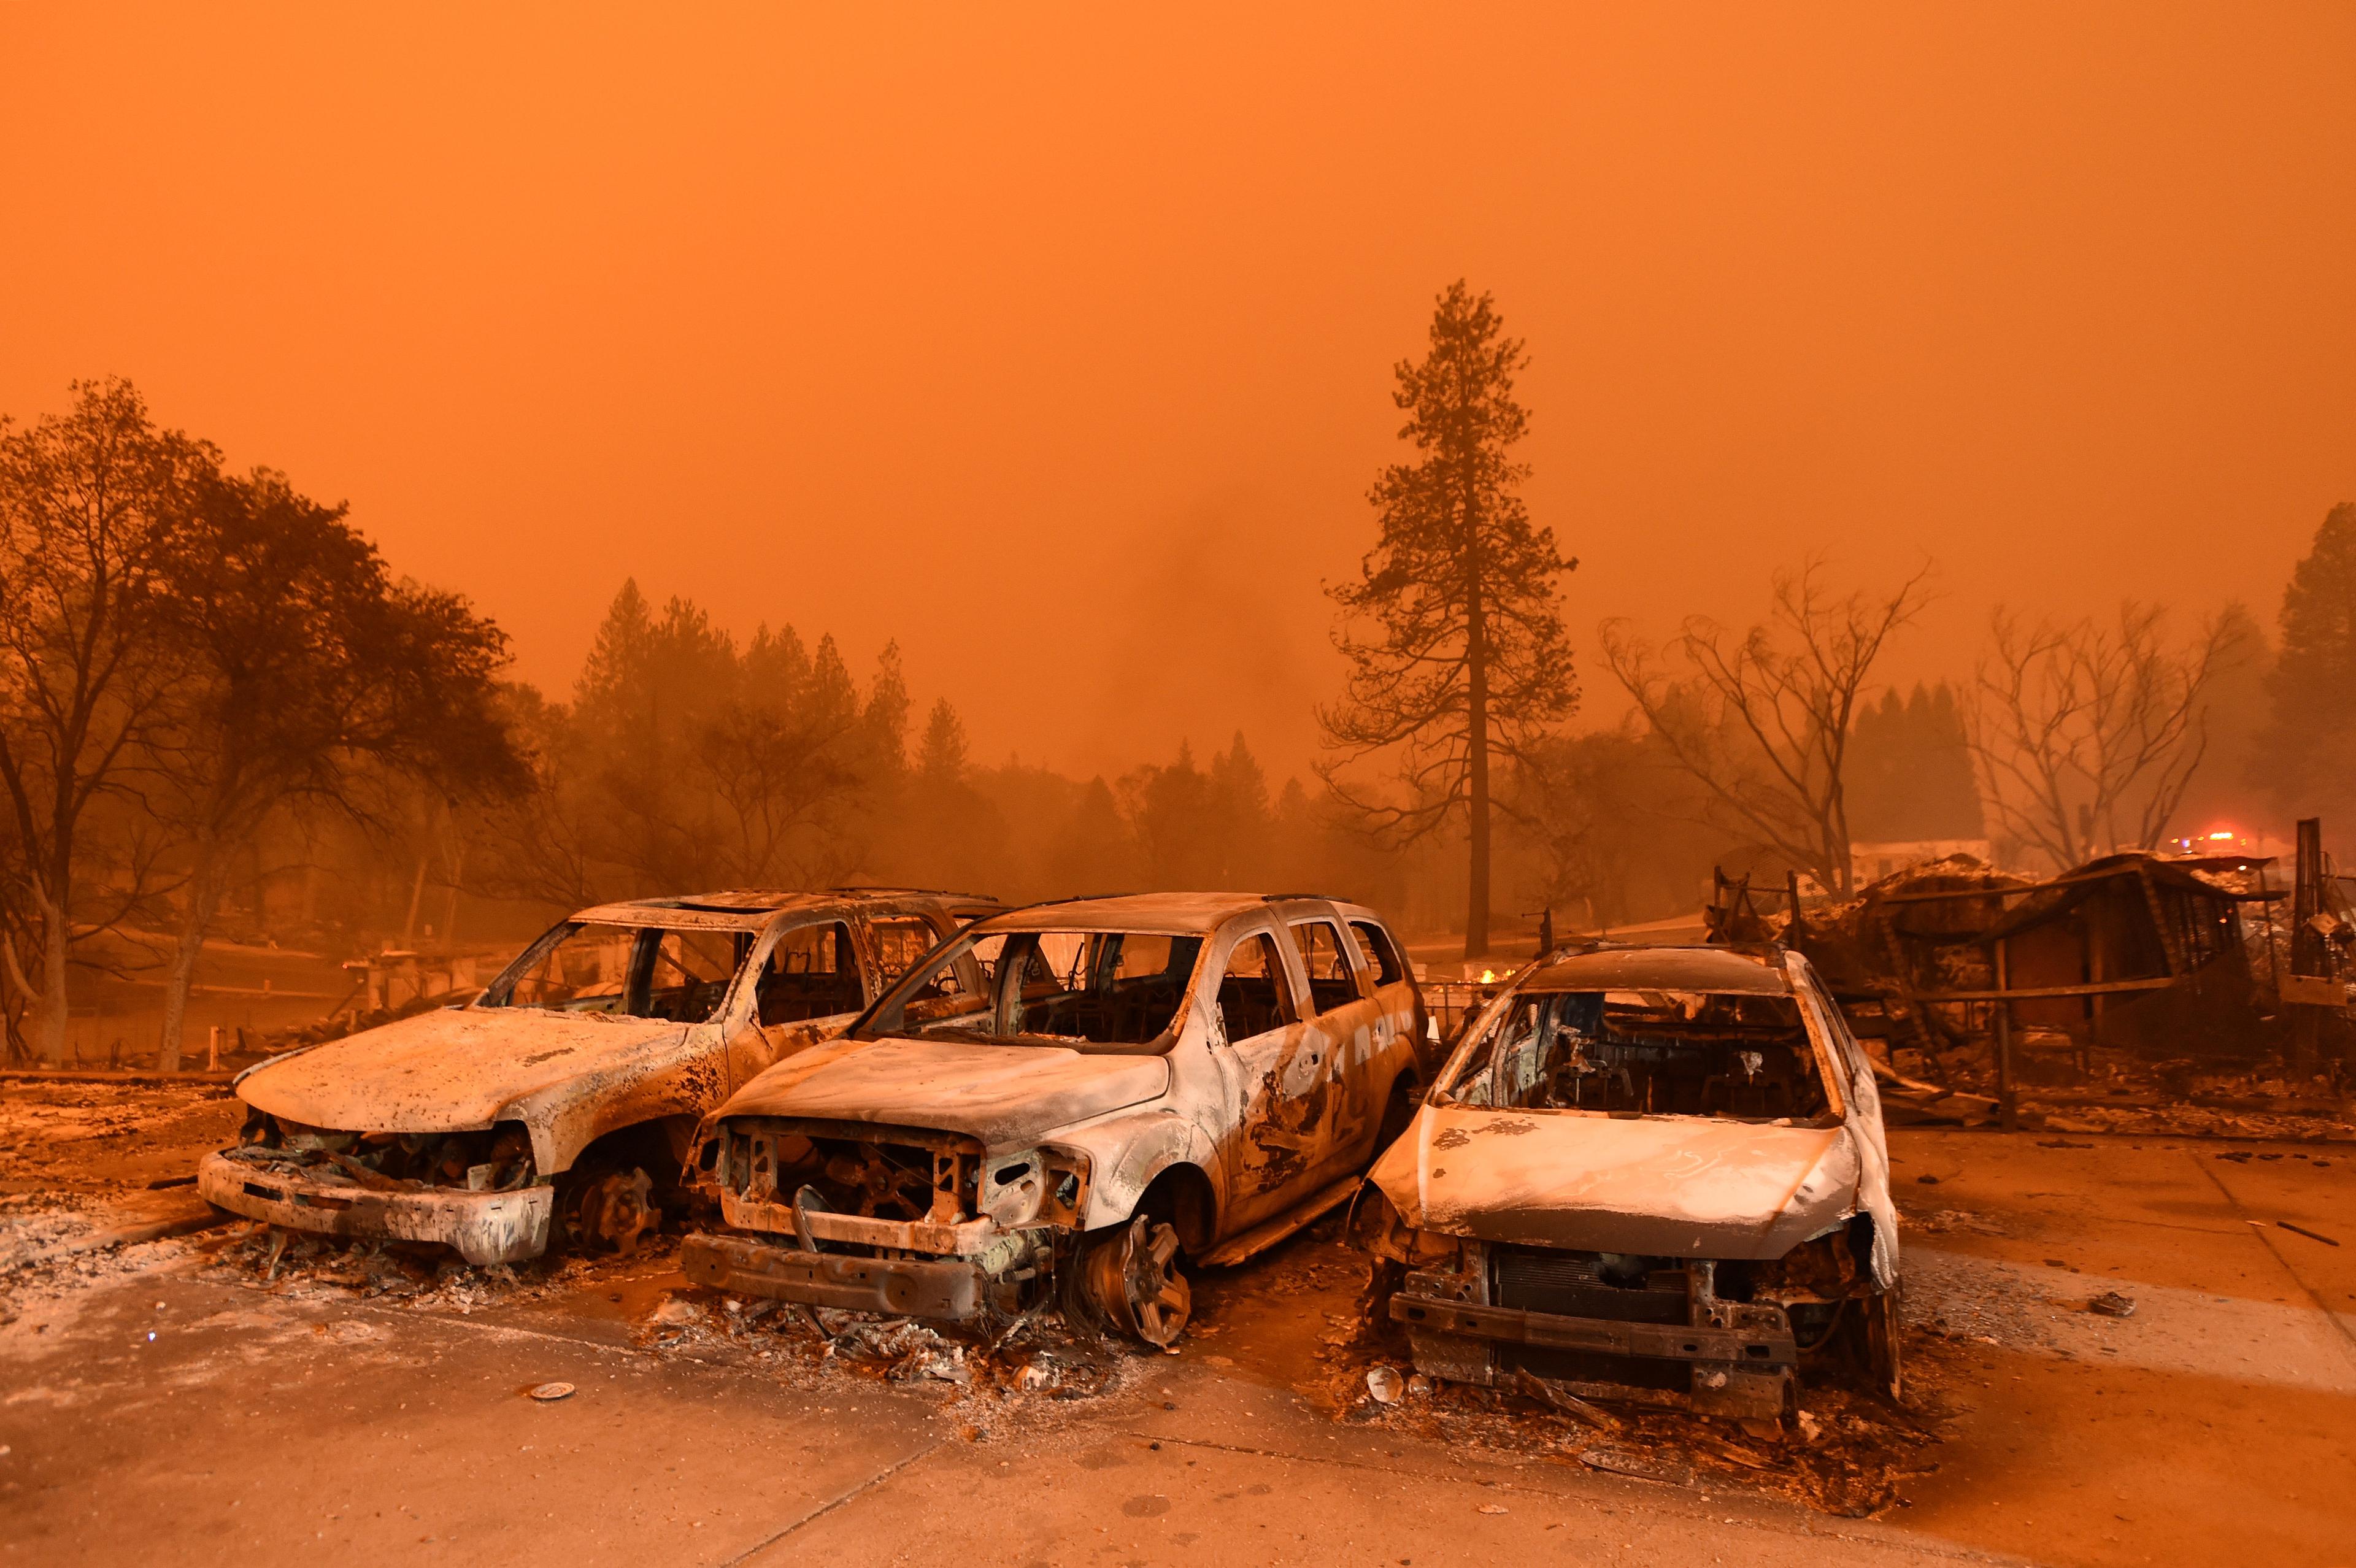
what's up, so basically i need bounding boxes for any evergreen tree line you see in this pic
[455,578,1429,932]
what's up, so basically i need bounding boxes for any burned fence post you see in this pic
[1993,933,2018,1132]
[2290,817,2327,1071]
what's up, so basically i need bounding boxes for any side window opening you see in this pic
[1213,931,1299,1042]
[869,917,952,996]
[1289,920,1364,1013]
[884,933,999,1032]
[756,921,864,1025]
[642,929,742,1023]
[1348,920,1404,986]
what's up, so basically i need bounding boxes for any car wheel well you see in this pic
[1376,1070,1423,1150]
[1134,1163,1218,1256]
[568,1116,697,1196]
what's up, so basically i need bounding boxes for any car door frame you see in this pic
[1199,913,1339,1232]
[1280,904,1392,1182]
[723,911,871,1093]
[1345,912,1430,1104]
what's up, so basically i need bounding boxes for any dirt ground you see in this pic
[2,1078,2352,1566]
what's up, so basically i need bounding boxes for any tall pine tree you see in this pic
[1319,282,1578,956]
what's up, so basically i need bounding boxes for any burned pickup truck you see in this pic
[1360,944,1899,1419]
[682,893,1430,1345]
[196,888,995,1264]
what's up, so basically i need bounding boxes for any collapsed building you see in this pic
[1709,826,2352,1124]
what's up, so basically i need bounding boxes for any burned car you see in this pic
[682,893,1430,1345]
[196,888,996,1265]
[1360,944,1899,1419]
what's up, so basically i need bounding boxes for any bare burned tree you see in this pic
[1965,602,2236,869]
[1319,282,1579,957]
[1601,560,1933,896]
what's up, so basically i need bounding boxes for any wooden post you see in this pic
[2136,864,2185,977]
[2256,859,2283,1002]
[1994,935,2018,1132]
[2291,817,2325,1071]
[2085,897,2105,1074]
[206,1024,221,1071]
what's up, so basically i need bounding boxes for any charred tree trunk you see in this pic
[439,840,464,948]
[0,920,45,1066]
[35,878,70,1066]
[156,830,221,1073]
[1465,571,1492,959]
[401,851,430,948]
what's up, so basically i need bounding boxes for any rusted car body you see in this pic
[195,888,995,1264]
[1361,944,1900,1420]
[682,893,1430,1344]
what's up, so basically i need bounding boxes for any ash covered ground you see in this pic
[5,1080,2352,1568]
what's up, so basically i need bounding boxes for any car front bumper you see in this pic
[681,1231,984,1320]
[1390,1289,1798,1418]
[196,1150,554,1266]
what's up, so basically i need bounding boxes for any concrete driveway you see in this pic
[2,1097,2350,1567]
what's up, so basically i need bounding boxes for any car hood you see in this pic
[237,1007,698,1134]
[1368,1105,1865,1260]
[711,1035,1169,1150]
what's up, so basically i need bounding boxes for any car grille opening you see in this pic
[727,1121,980,1224]
[1492,1247,1688,1325]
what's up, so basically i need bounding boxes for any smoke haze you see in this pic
[4,6,2354,780]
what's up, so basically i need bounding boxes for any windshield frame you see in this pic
[476,917,763,1024]
[1430,956,1849,1124]
[850,924,1212,1055]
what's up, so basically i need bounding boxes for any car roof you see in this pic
[1515,944,1792,996]
[973,892,1344,936]
[569,887,998,930]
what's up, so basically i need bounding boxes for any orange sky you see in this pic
[5,6,2352,783]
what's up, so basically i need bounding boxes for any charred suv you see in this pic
[196,889,995,1264]
[1360,945,1899,1420]
[682,894,1430,1345]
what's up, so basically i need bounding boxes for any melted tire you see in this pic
[1075,1213,1191,1348]
[558,1164,661,1256]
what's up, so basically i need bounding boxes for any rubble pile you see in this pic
[1778,856,2022,999]
[1298,1236,2020,1518]
[196,1212,1145,1424]
[671,1288,1134,1404]
[1726,851,2356,1132]
[202,1221,610,1310]
[1322,1335,1955,1517]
